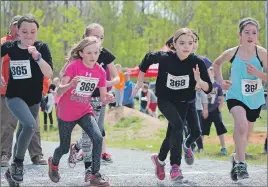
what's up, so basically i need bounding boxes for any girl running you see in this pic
[48,36,113,187]
[1,13,53,186]
[63,24,119,170]
[133,28,212,181]
[213,17,267,181]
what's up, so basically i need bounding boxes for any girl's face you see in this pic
[192,34,199,52]
[174,34,194,60]
[88,28,104,44]
[18,22,38,46]
[239,23,258,46]
[208,67,214,79]
[79,43,100,66]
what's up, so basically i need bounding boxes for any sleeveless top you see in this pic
[226,46,265,109]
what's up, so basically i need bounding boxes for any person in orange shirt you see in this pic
[0,15,47,168]
[114,64,125,106]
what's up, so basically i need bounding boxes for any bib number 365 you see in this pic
[10,60,32,79]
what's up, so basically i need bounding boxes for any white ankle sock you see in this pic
[158,158,165,165]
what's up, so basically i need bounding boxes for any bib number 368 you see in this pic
[167,73,189,90]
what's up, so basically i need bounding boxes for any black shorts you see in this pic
[202,108,227,136]
[226,99,261,123]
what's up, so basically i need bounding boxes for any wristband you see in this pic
[34,53,42,63]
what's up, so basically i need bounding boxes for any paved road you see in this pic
[1,141,267,186]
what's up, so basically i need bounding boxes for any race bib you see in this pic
[166,73,189,90]
[242,78,262,96]
[10,60,32,79]
[75,76,99,96]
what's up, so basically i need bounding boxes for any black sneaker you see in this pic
[230,154,238,181]
[4,168,20,187]
[10,162,24,183]
[237,162,249,180]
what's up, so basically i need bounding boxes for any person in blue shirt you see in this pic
[214,17,267,181]
[123,72,135,108]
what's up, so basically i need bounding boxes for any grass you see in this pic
[40,102,267,165]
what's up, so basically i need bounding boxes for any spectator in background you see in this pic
[139,83,151,115]
[43,83,56,131]
[52,77,61,108]
[123,72,135,108]
[202,66,227,155]
[147,83,158,118]
[114,64,125,107]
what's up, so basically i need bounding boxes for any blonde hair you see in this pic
[66,36,101,62]
[53,77,60,83]
[173,28,194,43]
[115,64,122,69]
[82,23,104,39]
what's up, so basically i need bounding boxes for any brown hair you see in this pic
[17,13,39,29]
[239,17,260,33]
[173,28,194,43]
[66,36,101,62]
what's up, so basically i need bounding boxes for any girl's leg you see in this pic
[5,97,39,183]
[48,119,76,183]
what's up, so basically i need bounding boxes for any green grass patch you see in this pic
[113,116,143,132]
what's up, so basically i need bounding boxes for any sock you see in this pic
[51,158,59,167]
[13,157,23,164]
[184,139,190,149]
[85,162,92,170]
[74,144,80,152]
[157,157,165,165]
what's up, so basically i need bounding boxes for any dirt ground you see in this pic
[105,106,267,144]
[204,133,267,145]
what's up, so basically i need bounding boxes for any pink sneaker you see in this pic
[170,164,183,181]
[151,154,165,180]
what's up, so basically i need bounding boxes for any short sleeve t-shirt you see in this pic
[207,81,223,112]
[1,40,53,106]
[91,48,115,97]
[56,59,106,121]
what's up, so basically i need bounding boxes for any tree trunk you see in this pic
[63,0,68,55]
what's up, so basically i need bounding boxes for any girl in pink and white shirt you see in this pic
[48,36,113,187]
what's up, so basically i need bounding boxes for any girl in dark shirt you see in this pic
[133,28,212,181]
[1,13,53,185]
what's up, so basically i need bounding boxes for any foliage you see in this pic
[1,1,266,78]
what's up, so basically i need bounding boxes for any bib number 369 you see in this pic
[75,76,99,96]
